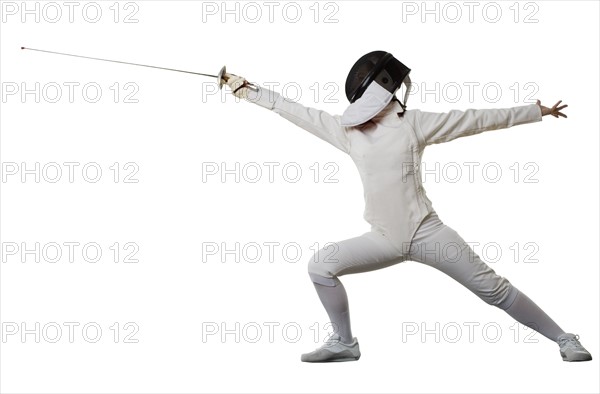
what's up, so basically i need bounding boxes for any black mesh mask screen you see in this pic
[345,51,411,103]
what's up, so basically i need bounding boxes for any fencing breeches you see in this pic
[308,211,565,343]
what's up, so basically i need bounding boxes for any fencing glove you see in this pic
[224,73,250,99]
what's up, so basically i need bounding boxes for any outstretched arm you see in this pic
[409,103,545,147]
[225,74,351,154]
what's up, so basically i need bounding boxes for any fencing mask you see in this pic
[341,51,411,127]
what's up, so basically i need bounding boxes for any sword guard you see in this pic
[217,65,227,90]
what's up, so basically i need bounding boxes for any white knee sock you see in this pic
[504,288,565,342]
[312,280,353,344]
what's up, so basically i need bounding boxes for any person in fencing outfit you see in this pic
[223,51,592,363]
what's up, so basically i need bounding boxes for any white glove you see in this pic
[224,73,250,99]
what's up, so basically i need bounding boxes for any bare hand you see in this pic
[536,100,568,118]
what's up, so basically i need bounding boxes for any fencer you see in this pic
[223,51,592,363]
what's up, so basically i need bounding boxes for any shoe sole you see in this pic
[303,355,360,363]
[561,351,593,362]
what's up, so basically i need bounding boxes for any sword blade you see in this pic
[21,46,218,78]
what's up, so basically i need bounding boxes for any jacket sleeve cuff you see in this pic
[529,102,544,121]
[246,86,281,110]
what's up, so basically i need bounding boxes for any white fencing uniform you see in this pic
[244,87,568,345]
[246,89,541,258]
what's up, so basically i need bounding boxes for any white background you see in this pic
[1,1,599,393]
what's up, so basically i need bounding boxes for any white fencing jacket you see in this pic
[246,88,543,255]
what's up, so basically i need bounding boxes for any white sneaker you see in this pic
[301,333,361,363]
[557,333,592,362]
